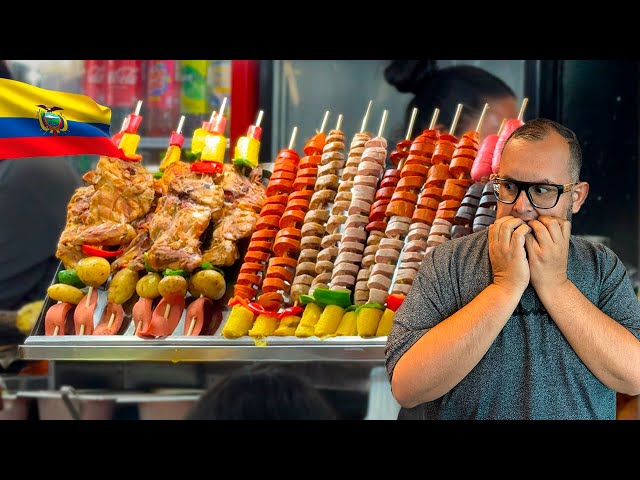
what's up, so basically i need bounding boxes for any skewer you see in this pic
[377,110,389,138]
[53,325,59,336]
[255,110,264,128]
[497,118,506,136]
[360,100,373,133]
[79,324,85,336]
[475,103,490,133]
[218,97,227,119]
[209,110,217,123]
[288,126,298,150]
[107,312,115,329]
[187,317,197,336]
[429,108,440,130]
[517,98,529,121]
[85,286,93,308]
[405,107,418,140]
[449,103,463,136]
[163,302,171,319]
[335,114,343,131]
[319,110,330,134]
[134,100,143,116]
[176,115,185,135]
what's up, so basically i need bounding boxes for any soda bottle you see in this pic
[106,60,144,135]
[208,60,231,122]
[145,60,181,137]
[82,60,107,105]
[180,60,209,134]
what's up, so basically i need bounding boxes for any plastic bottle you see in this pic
[82,60,107,105]
[208,60,231,120]
[145,60,181,137]
[180,60,209,134]
[106,60,144,136]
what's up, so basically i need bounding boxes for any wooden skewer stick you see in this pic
[517,98,529,121]
[319,110,330,134]
[79,324,85,336]
[335,114,343,132]
[163,302,171,319]
[107,312,115,329]
[134,100,143,116]
[429,108,440,130]
[288,126,298,150]
[475,103,490,133]
[187,317,197,336]
[255,110,264,128]
[218,97,227,118]
[497,118,507,136]
[209,110,217,123]
[405,107,418,140]
[53,325,59,336]
[176,115,185,135]
[85,286,93,308]
[449,103,463,137]
[360,100,373,133]
[377,110,389,138]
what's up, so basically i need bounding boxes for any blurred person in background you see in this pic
[184,363,339,420]
[385,60,520,148]
[0,60,81,314]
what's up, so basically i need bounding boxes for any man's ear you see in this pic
[571,181,590,213]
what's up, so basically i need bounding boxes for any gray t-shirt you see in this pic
[0,157,81,310]
[385,230,640,420]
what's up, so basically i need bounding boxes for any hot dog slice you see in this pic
[133,297,155,336]
[184,297,214,336]
[73,288,98,335]
[93,302,125,336]
[45,302,74,336]
[141,294,185,338]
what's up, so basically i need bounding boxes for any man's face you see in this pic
[495,131,580,222]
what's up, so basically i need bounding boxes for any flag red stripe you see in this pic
[0,136,122,160]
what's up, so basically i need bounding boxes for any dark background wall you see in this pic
[535,60,639,274]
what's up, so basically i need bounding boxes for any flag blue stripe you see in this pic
[0,117,111,139]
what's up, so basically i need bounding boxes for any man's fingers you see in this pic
[511,223,532,248]
[499,217,526,247]
[537,215,565,243]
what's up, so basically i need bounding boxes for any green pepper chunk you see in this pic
[57,269,86,288]
[199,261,214,270]
[298,294,316,305]
[233,158,254,170]
[313,288,351,308]
[153,171,164,179]
[355,302,385,314]
[163,268,189,277]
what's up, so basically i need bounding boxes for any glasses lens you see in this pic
[527,184,560,208]
[493,180,518,203]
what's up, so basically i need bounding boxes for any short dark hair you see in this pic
[505,118,582,181]
[385,61,517,135]
[184,363,338,420]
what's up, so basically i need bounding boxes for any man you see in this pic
[385,118,640,420]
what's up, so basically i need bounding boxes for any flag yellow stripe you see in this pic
[0,78,112,124]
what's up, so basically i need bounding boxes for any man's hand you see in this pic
[488,215,531,294]
[525,215,571,295]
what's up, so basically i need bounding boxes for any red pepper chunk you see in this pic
[386,294,405,312]
[81,244,124,258]
[191,161,224,175]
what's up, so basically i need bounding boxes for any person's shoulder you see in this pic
[570,235,623,269]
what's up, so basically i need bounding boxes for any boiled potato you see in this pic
[188,270,226,300]
[76,256,111,287]
[157,275,188,298]
[136,272,162,299]
[107,268,139,305]
[47,283,85,305]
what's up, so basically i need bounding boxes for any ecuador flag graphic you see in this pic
[0,78,122,160]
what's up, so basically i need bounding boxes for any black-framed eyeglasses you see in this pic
[489,174,577,209]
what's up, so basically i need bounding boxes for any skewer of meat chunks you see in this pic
[222,117,329,339]
[364,108,440,307]
[326,110,389,307]
[491,97,528,174]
